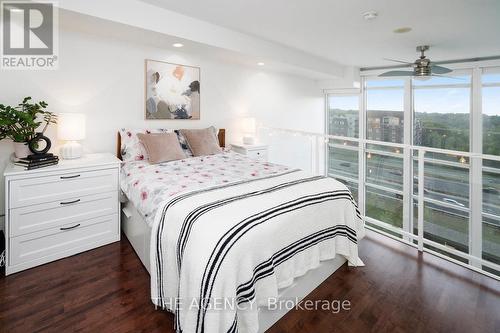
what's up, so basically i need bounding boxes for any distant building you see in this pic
[366,111,404,143]
[329,111,358,137]
[330,109,426,145]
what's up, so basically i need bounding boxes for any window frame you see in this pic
[325,63,500,279]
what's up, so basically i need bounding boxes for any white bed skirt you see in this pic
[121,199,347,332]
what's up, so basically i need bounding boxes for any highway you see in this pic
[328,152,500,219]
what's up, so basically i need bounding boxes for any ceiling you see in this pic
[140,0,500,67]
[59,9,343,80]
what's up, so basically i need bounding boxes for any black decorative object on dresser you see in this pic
[13,153,59,170]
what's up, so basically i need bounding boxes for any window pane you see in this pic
[328,144,358,180]
[366,86,404,143]
[482,72,500,156]
[366,79,405,88]
[366,186,403,228]
[413,153,470,207]
[482,72,500,84]
[483,168,500,216]
[482,216,500,271]
[366,150,404,191]
[413,157,470,256]
[483,159,500,271]
[328,95,359,138]
[424,161,470,208]
[423,202,469,255]
[413,75,471,151]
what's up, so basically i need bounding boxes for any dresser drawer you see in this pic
[9,191,118,237]
[9,214,119,267]
[9,168,118,208]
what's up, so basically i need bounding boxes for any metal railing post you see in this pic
[418,149,425,251]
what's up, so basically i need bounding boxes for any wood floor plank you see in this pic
[0,230,498,333]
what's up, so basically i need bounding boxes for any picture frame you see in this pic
[144,59,200,120]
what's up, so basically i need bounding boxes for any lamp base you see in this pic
[60,141,82,159]
[243,136,255,145]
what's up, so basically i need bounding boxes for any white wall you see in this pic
[0,27,325,222]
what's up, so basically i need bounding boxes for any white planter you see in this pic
[13,142,30,158]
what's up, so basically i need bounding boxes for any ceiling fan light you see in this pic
[414,66,431,76]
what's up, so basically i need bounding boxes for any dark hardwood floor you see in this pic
[0,230,498,333]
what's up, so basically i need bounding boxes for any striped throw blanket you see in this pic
[150,169,364,333]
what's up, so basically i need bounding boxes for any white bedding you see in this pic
[120,152,291,226]
[121,153,364,333]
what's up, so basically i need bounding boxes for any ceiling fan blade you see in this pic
[431,65,453,74]
[383,58,414,65]
[379,70,415,77]
[431,74,466,80]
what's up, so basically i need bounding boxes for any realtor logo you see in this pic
[1,1,59,69]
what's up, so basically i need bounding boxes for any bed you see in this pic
[117,129,364,333]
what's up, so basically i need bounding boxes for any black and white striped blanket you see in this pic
[150,169,364,333]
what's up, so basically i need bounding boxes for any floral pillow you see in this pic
[119,128,173,162]
[174,130,194,158]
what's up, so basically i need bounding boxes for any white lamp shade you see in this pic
[242,117,256,145]
[242,117,256,134]
[58,113,86,141]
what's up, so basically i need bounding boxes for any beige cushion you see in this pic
[137,132,186,163]
[180,127,222,156]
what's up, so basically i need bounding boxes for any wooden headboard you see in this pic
[116,129,226,160]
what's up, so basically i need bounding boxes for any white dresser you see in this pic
[230,143,269,161]
[3,153,121,275]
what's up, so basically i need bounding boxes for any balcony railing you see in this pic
[258,126,500,280]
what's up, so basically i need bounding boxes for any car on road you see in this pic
[443,198,465,207]
[483,187,499,195]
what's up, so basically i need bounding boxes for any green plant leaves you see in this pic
[0,97,56,143]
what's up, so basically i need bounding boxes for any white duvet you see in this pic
[120,152,291,226]
[131,155,366,333]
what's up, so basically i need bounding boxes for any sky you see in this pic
[329,74,500,116]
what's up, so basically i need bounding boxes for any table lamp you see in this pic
[242,117,256,145]
[58,113,86,159]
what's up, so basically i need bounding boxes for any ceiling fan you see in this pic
[379,45,453,78]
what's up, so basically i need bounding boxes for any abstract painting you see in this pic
[145,59,200,120]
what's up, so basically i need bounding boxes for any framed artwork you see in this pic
[145,59,200,120]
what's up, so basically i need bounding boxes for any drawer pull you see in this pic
[60,199,81,205]
[60,223,81,231]
[60,174,81,179]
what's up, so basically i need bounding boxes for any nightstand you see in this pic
[230,143,269,161]
[3,153,121,275]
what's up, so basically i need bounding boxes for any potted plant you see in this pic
[0,97,57,158]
